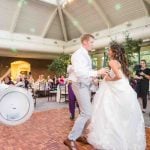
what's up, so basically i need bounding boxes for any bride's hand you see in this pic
[97,68,109,76]
[104,73,112,81]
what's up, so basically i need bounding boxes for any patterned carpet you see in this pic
[0,108,149,150]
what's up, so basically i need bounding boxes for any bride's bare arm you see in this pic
[105,60,122,81]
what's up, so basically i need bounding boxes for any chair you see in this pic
[36,82,47,97]
[58,84,68,102]
[48,88,57,102]
[28,88,37,107]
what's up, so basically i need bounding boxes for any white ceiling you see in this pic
[0,0,149,40]
[39,0,66,6]
[0,0,149,59]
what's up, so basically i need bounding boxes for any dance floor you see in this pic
[0,108,149,150]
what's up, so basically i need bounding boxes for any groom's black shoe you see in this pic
[76,136,89,145]
[70,115,75,120]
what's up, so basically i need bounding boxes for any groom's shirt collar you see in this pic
[81,46,89,55]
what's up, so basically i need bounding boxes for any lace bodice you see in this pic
[109,69,126,79]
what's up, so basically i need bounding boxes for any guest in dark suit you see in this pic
[135,60,150,113]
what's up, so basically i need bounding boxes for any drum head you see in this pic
[0,87,34,126]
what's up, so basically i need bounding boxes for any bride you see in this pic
[88,42,146,150]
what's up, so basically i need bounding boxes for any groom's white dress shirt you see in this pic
[71,46,97,85]
[68,46,98,140]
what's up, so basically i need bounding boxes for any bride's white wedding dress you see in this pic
[88,70,146,150]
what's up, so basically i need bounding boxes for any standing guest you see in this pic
[64,34,107,150]
[135,60,150,113]
[67,64,79,120]
[15,78,25,88]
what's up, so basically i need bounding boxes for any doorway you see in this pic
[11,61,31,80]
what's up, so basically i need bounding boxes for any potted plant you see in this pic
[48,53,71,76]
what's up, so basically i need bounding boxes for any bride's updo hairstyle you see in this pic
[110,41,130,78]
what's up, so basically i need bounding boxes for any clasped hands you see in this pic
[97,67,110,76]
[97,67,111,81]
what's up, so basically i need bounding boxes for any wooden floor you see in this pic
[0,108,149,150]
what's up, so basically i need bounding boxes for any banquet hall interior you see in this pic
[0,0,150,149]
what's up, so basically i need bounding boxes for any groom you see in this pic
[64,34,107,149]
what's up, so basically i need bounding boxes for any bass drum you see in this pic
[0,85,34,126]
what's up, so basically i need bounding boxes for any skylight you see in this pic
[40,0,66,6]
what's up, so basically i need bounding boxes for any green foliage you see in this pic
[123,34,142,66]
[103,34,142,67]
[48,53,71,76]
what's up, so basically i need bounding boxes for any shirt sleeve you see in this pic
[71,53,97,79]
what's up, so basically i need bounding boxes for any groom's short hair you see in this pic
[80,34,95,43]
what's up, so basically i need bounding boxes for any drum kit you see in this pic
[0,84,34,126]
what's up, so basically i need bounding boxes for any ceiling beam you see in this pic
[41,8,58,38]
[57,0,68,41]
[10,0,24,33]
[62,9,86,34]
[0,49,59,60]
[140,0,149,16]
[145,0,150,4]
[88,0,112,28]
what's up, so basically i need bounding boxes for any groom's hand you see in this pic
[97,68,109,76]
[93,78,99,86]
[104,73,112,81]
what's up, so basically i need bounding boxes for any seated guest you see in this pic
[28,75,34,88]
[3,76,14,85]
[58,75,66,85]
[53,75,59,89]
[34,74,46,90]
[47,75,53,89]
[15,78,25,88]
